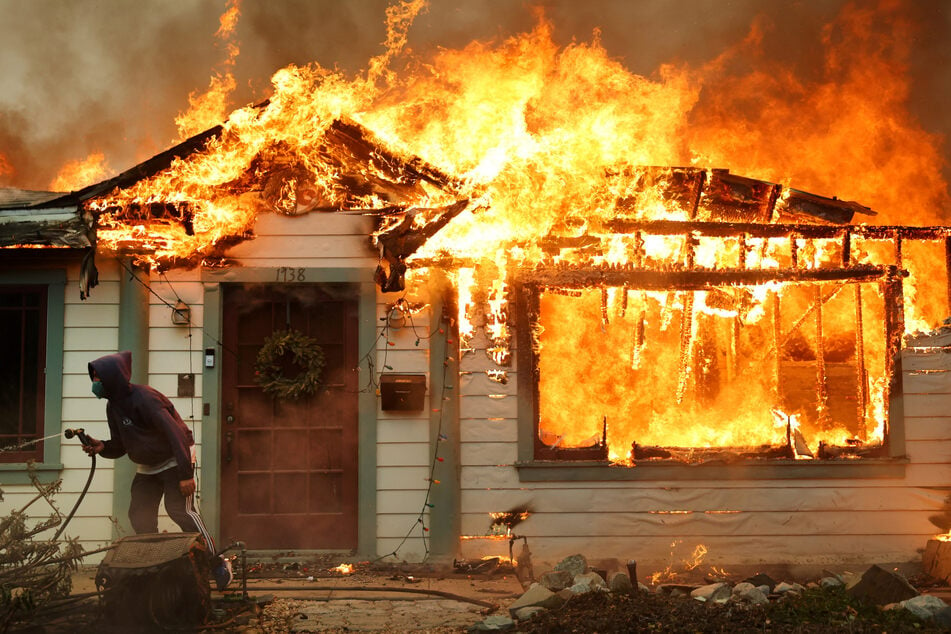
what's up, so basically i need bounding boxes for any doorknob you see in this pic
[225,431,233,463]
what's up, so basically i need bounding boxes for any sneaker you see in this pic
[213,555,233,591]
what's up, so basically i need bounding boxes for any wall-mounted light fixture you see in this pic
[171,300,190,325]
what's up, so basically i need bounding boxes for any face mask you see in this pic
[91,381,106,399]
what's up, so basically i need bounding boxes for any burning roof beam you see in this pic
[513,264,894,290]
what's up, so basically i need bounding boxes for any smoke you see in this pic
[0,0,948,204]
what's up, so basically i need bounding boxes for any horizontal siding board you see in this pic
[377,419,429,442]
[458,465,946,491]
[460,509,938,538]
[460,485,947,514]
[459,534,927,569]
[219,257,378,269]
[377,513,431,538]
[64,281,119,305]
[460,418,517,443]
[377,490,431,514]
[375,349,430,374]
[252,211,374,236]
[149,327,201,351]
[459,395,517,419]
[377,443,431,467]
[64,303,118,327]
[225,235,375,260]
[149,351,205,374]
[63,328,118,351]
[377,466,430,490]
[902,350,951,371]
[904,417,951,441]
[149,281,205,305]
[376,537,427,560]
[903,371,951,394]
[460,371,518,396]
[904,393,951,418]
[460,442,518,466]
[460,352,517,373]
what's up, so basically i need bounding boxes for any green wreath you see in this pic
[254,329,325,400]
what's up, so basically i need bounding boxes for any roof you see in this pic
[0,188,93,249]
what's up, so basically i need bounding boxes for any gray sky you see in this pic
[1,0,948,201]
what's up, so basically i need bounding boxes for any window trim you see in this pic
[0,269,65,483]
[514,278,907,481]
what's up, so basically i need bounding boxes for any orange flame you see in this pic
[0,152,13,180]
[175,0,242,140]
[332,563,354,575]
[49,152,110,191]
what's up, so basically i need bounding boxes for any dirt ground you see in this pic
[14,557,951,633]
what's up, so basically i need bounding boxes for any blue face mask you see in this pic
[91,381,106,399]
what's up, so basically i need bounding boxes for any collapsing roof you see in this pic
[0,111,909,298]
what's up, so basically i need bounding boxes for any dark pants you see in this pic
[129,468,216,556]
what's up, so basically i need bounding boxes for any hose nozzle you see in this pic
[64,428,91,445]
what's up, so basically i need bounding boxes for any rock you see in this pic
[512,606,547,621]
[637,582,651,593]
[608,571,633,594]
[820,576,844,589]
[469,614,517,632]
[557,588,575,602]
[508,583,565,618]
[568,572,608,595]
[691,582,732,604]
[846,565,919,606]
[900,595,949,621]
[554,554,588,578]
[774,582,805,594]
[755,585,770,596]
[573,572,607,590]
[732,582,769,605]
[539,570,573,592]
[659,583,700,596]
[840,571,861,590]
[741,572,777,592]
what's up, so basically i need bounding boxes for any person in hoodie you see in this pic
[82,350,231,589]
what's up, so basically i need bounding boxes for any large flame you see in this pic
[78,1,949,460]
[48,152,111,192]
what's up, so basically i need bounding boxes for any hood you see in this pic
[88,351,133,400]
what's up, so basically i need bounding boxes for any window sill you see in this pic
[515,458,908,481]
[0,463,65,485]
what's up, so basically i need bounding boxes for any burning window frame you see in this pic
[512,220,951,477]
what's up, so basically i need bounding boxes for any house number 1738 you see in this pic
[276,267,306,282]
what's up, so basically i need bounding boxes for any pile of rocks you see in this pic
[469,556,951,632]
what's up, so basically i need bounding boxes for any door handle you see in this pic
[225,431,233,463]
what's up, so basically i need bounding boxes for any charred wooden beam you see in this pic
[0,208,94,248]
[604,219,951,241]
[519,264,894,290]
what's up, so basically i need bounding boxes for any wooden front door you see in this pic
[220,284,359,549]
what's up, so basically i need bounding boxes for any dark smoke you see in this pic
[0,0,948,195]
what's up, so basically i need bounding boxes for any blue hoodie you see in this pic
[88,351,195,481]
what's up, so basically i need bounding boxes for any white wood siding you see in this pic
[457,327,951,573]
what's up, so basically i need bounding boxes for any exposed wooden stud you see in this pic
[841,229,851,267]
[814,285,830,428]
[854,284,867,439]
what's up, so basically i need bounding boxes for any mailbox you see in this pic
[380,374,426,411]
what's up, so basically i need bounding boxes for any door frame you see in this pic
[199,267,378,556]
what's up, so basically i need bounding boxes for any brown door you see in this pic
[220,284,359,549]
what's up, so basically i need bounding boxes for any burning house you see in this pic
[2,2,951,575]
